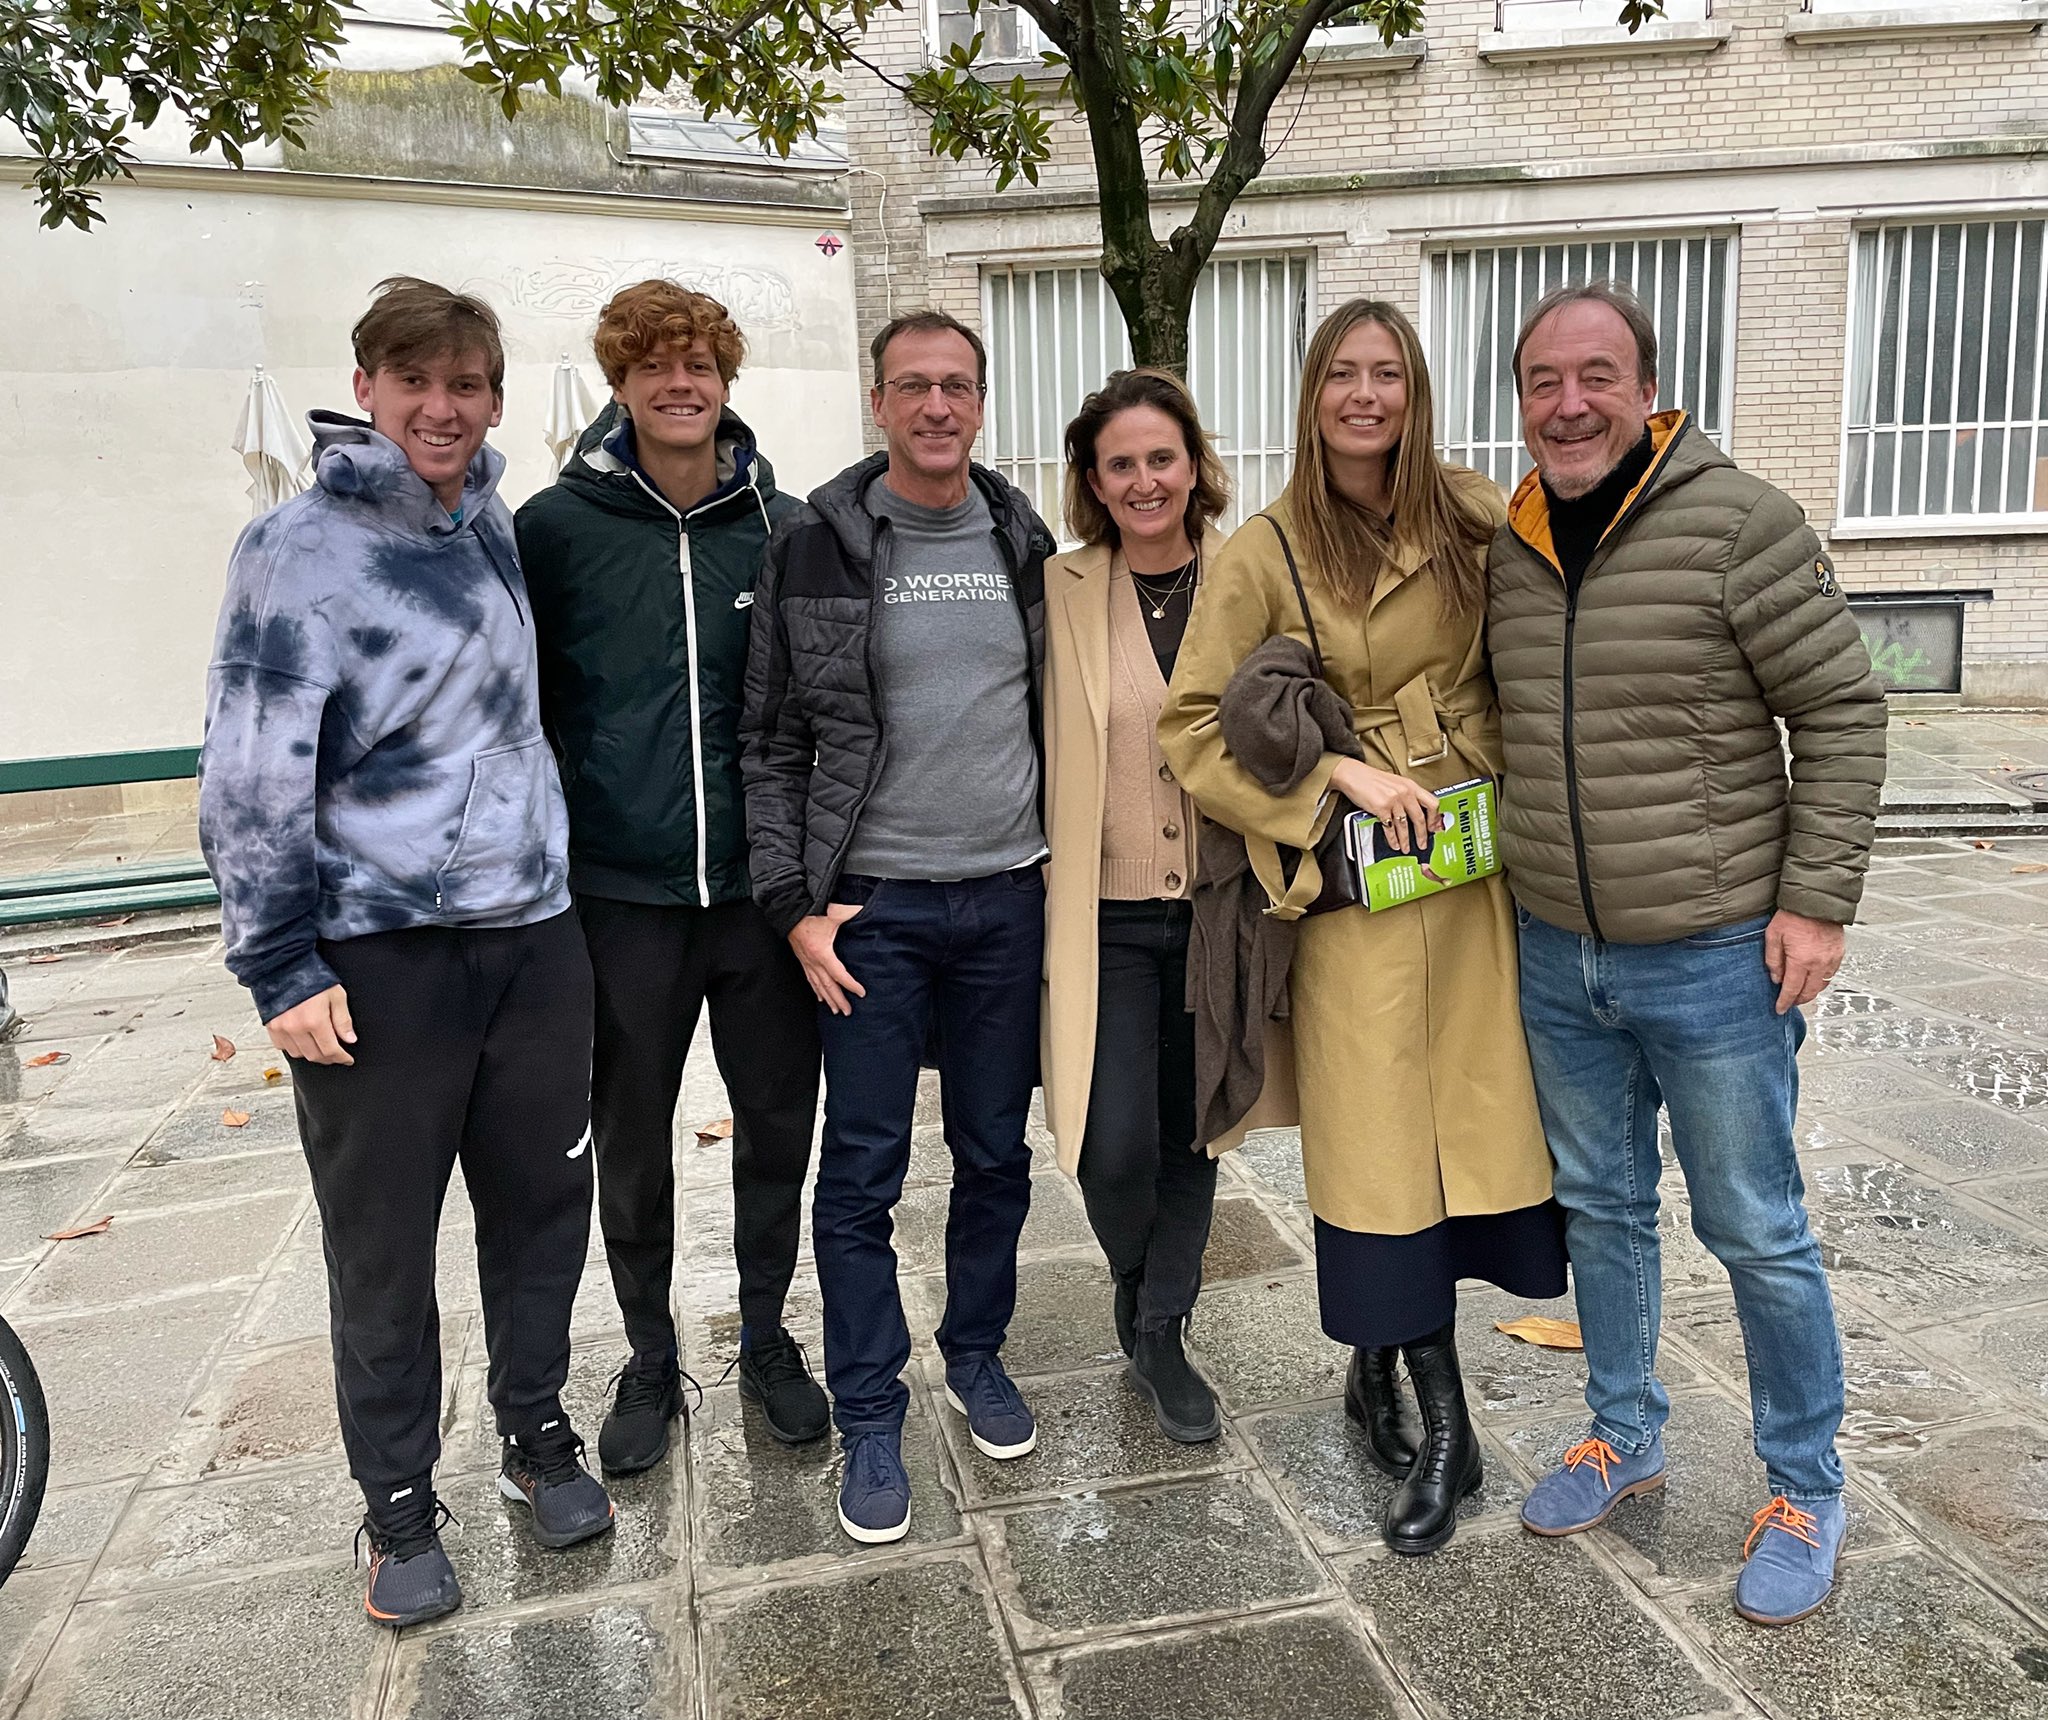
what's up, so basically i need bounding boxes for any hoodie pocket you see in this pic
[437,736,560,916]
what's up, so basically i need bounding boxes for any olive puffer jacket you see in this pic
[1487,411,1887,944]
[739,451,1053,938]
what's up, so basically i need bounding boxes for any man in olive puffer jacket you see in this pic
[1488,282,1885,1629]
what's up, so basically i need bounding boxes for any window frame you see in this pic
[1834,213,2048,536]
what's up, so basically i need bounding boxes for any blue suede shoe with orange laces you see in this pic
[1521,1432,1667,1536]
[1734,1494,1845,1626]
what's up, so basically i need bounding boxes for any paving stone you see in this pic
[1185,1271,1341,1411]
[11,1190,300,1315]
[1230,1129,1306,1202]
[0,1567,87,1718]
[178,1338,343,1476]
[1505,1392,1889,1589]
[703,1557,1022,1720]
[1666,1301,1980,1454]
[133,1091,301,1163]
[1244,1400,1522,1550]
[89,1463,363,1594]
[1845,1097,2048,1180]
[234,1247,333,1348]
[1908,1041,2048,1110]
[1201,1196,1306,1281]
[992,1473,1324,1643]
[0,1155,123,1262]
[386,1598,688,1720]
[15,1480,130,1575]
[1042,1608,1409,1720]
[0,1039,99,1110]
[1809,1161,2048,1325]
[16,1290,243,1484]
[1860,1420,2048,1615]
[1976,1170,2048,1230]
[1947,890,2048,932]
[1949,1297,2048,1407]
[17,1563,386,1720]
[1950,934,2048,985]
[96,1149,303,1215]
[1680,1548,2048,1719]
[904,1258,1121,1379]
[1796,1058,1948,1115]
[1809,1007,1992,1058]
[0,1105,166,1166]
[1343,1532,1735,1720]
[1460,1288,1704,1424]
[683,1272,825,1376]
[893,1174,1094,1273]
[692,1385,960,1575]
[1917,977,2048,1045]
[939,1366,1231,1504]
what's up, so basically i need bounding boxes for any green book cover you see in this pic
[1344,777,1502,911]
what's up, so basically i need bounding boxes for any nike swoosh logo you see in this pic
[733,592,754,609]
[567,1125,591,1160]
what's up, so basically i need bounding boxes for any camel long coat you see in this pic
[1040,530,1297,1175]
[1156,479,1552,1235]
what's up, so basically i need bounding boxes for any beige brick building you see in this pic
[841,0,2048,699]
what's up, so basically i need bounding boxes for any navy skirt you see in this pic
[1314,1202,1569,1349]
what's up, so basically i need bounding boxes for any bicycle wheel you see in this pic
[0,1314,49,1585]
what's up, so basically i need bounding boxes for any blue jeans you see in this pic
[1516,907,1845,1501]
[814,870,1043,1435]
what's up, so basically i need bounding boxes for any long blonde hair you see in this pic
[1280,298,1494,616]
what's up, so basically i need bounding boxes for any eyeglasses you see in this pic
[881,376,985,402]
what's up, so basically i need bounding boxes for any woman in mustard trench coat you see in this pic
[1158,299,1566,1557]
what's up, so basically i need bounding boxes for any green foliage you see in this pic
[2,0,349,229]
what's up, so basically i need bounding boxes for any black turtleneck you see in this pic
[1542,426,1656,596]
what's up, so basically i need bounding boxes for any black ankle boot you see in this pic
[1111,1267,1142,1359]
[1344,1346,1422,1480]
[1129,1316,1221,1443]
[1384,1321,1482,1555]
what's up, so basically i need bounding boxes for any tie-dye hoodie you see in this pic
[199,412,571,1022]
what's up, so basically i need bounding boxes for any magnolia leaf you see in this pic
[221,1108,253,1128]
[46,1216,114,1242]
[1973,839,1998,850]
[211,1034,237,1062]
[26,1051,70,1068]
[694,1116,735,1144]
[2014,864,2048,876]
[1494,1316,1584,1350]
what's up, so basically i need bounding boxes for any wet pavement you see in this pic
[3,825,2048,1710]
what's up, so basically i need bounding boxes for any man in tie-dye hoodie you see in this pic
[199,278,612,1630]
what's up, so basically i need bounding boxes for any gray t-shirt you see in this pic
[844,479,1045,880]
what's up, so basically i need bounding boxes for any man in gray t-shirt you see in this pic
[741,310,1053,1548]
[846,481,1043,880]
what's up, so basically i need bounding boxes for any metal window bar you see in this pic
[979,255,1313,535]
[1841,216,2048,522]
[1425,233,1737,489]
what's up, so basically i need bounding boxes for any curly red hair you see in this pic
[593,280,746,388]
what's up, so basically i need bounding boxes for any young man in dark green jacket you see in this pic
[517,282,827,1469]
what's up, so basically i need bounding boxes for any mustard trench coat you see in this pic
[1039,529,1297,1175]
[1156,477,1553,1236]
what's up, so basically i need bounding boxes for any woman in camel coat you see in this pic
[1041,368,1235,1445]
[1158,299,1566,1556]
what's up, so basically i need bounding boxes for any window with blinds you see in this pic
[1841,217,2048,524]
[1426,234,1737,489]
[981,255,1312,535]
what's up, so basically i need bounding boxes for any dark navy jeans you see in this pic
[1516,906,1846,1501]
[814,869,1043,1436]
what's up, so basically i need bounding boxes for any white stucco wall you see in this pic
[0,174,863,763]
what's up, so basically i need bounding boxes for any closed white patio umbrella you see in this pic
[232,366,311,515]
[546,355,600,472]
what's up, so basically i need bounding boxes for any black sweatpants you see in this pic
[291,911,594,1494]
[1076,898,1217,1330]
[576,895,821,1355]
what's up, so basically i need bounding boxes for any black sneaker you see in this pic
[357,1489,461,1629]
[598,1351,694,1476]
[499,1420,615,1550]
[738,1327,830,1444]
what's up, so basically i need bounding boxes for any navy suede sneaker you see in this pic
[1521,1433,1667,1536]
[943,1356,1037,1460]
[1735,1494,1846,1625]
[837,1430,912,1545]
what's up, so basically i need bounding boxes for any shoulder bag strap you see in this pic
[1258,513,1323,676]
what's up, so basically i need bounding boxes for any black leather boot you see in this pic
[1129,1316,1222,1443]
[1112,1267,1142,1359]
[1344,1347,1422,1480]
[1384,1321,1482,1555]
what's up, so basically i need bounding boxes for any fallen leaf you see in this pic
[90,914,134,928]
[221,1108,253,1128]
[2014,864,2048,876]
[1494,1316,1584,1351]
[694,1117,734,1144]
[26,954,63,965]
[25,1051,70,1068]
[263,1067,284,1085]
[1904,719,1928,727]
[210,1034,237,1062]
[1973,839,1998,850]
[45,1216,112,1242]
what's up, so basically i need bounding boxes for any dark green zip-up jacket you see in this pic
[1488,410,1887,944]
[516,404,797,907]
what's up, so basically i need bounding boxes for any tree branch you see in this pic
[1007,0,1074,57]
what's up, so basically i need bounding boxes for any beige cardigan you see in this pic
[1040,529,1296,1176]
